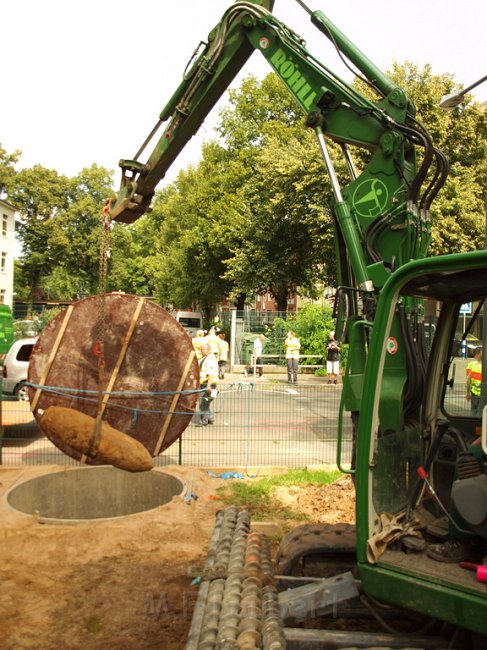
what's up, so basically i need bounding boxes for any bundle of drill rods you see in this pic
[191,506,286,650]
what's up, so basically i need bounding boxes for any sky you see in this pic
[2,0,486,189]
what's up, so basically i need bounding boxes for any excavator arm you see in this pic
[109,1,446,292]
[110,0,277,224]
[109,0,449,425]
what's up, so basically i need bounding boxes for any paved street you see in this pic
[0,372,351,468]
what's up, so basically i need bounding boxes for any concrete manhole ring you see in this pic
[5,466,185,523]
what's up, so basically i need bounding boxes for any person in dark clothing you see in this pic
[326,330,340,384]
[194,343,218,426]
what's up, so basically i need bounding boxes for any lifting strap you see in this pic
[31,305,74,412]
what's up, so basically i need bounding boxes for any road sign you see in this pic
[460,302,472,314]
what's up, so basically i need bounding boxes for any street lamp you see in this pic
[439,74,487,108]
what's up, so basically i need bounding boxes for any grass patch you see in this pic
[84,615,103,634]
[217,468,342,520]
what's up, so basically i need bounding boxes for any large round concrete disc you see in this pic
[28,294,200,464]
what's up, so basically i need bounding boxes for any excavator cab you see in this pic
[356,250,487,637]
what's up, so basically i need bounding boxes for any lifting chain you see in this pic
[87,200,112,458]
[94,200,112,351]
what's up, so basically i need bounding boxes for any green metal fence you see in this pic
[0,381,351,468]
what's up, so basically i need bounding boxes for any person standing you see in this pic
[195,343,218,426]
[217,331,229,380]
[206,327,220,356]
[245,334,265,378]
[326,330,341,384]
[466,346,482,416]
[192,329,207,361]
[284,330,300,384]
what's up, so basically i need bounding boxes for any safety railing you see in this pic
[245,354,325,377]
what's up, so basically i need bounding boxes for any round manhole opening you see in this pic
[6,467,184,522]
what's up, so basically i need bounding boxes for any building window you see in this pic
[1,252,6,272]
[0,289,5,304]
[2,214,7,237]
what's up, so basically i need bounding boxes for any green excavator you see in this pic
[108,1,487,646]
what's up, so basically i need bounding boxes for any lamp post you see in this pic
[439,74,487,108]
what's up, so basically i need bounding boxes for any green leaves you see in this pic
[5,159,113,300]
[0,144,21,196]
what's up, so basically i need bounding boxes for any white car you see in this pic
[174,311,203,337]
[2,337,37,401]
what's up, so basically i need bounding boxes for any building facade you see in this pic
[0,199,16,307]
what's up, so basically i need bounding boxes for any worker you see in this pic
[217,331,229,380]
[206,327,220,356]
[284,330,301,384]
[326,330,341,385]
[194,343,218,426]
[466,346,482,416]
[192,329,207,361]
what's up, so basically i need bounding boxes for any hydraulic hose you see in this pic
[421,147,450,211]
[398,305,420,422]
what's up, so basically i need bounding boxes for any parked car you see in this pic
[2,337,37,401]
[174,310,204,337]
[14,318,40,338]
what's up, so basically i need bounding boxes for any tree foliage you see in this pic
[131,75,336,314]
[6,159,113,300]
[262,302,347,374]
[0,144,21,197]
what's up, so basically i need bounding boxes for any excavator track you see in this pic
[186,510,457,649]
[275,522,357,578]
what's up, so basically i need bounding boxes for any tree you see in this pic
[7,64,485,311]
[62,165,114,295]
[10,163,113,300]
[222,128,335,310]
[108,217,161,296]
[148,160,241,316]
[216,74,337,310]
[10,165,71,299]
[0,144,21,197]
[263,303,341,373]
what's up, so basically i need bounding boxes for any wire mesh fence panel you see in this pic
[158,382,352,467]
[1,382,352,468]
[443,385,475,418]
[0,398,80,466]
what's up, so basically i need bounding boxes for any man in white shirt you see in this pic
[195,343,218,426]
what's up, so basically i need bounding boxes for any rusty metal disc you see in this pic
[28,294,200,464]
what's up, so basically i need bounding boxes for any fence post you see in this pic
[230,307,237,372]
